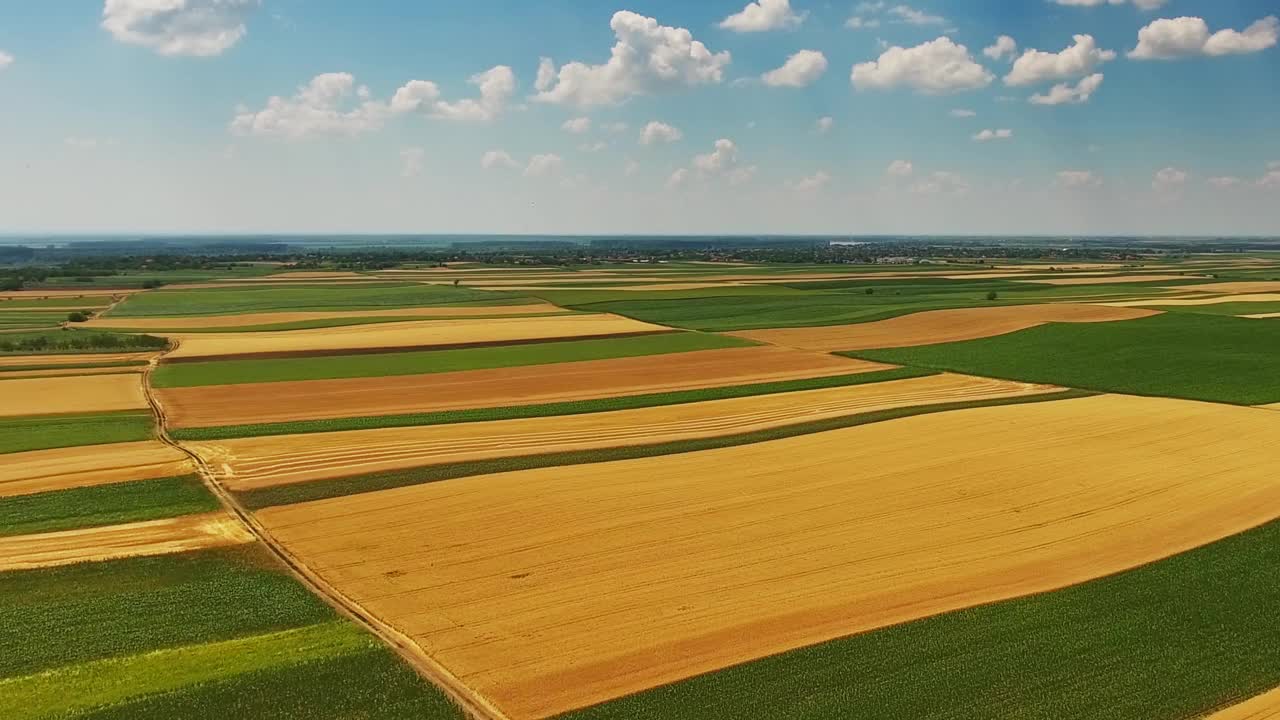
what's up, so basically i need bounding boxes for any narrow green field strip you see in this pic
[0,330,169,355]
[0,545,335,678]
[0,298,118,309]
[171,367,935,440]
[853,313,1280,405]
[0,360,147,373]
[92,310,576,334]
[73,645,463,720]
[558,515,1280,720]
[239,389,1092,509]
[107,283,517,317]
[152,331,754,388]
[1,622,370,720]
[0,476,219,537]
[0,411,153,455]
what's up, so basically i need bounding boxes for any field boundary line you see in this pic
[140,342,509,720]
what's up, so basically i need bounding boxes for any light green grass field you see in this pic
[0,411,154,455]
[106,283,521,317]
[0,475,219,537]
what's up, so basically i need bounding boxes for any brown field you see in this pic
[0,299,113,310]
[0,513,253,571]
[1101,293,1280,308]
[158,346,884,428]
[161,314,669,361]
[0,373,148,417]
[1175,281,1280,294]
[0,290,136,300]
[730,303,1159,352]
[0,351,156,367]
[0,366,143,379]
[190,373,1055,490]
[1206,688,1280,720]
[0,442,192,498]
[83,303,569,330]
[256,394,1280,719]
[1016,274,1207,286]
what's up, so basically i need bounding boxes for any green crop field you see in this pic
[106,283,523,317]
[1140,301,1280,317]
[152,331,754,388]
[0,475,219,537]
[0,329,168,355]
[0,297,118,309]
[855,313,1280,405]
[0,411,154,454]
[559,516,1280,720]
[170,367,934,440]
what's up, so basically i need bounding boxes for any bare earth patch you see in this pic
[256,394,1280,719]
[0,373,148,417]
[0,442,192,498]
[0,513,253,571]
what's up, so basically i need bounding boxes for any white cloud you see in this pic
[852,37,993,94]
[0,51,13,70]
[666,168,690,189]
[562,116,592,134]
[578,141,608,152]
[845,17,880,30]
[1208,176,1242,188]
[535,57,556,92]
[972,128,1013,141]
[761,50,828,88]
[1152,166,1188,191]
[889,5,945,26]
[1029,73,1105,105]
[426,66,515,122]
[679,138,758,186]
[230,73,393,139]
[887,159,914,177]
[1052,0,1169,9]
[480,150,518,170]
[950,108,976,117]
[624,158,640,176]
[984,35,1017,61]
[1057,170,1102,188]
[719,0,806,32]
[101,0,257,57]
[1258,165,1280,188]
[604,122,630,133]
[639,121,683,145]
[533,11,730,108]
[400,147,425,178]
[1129,16,1279,60]
[912,171,968,194]
[1005,35,1115,86]
[524,153,565,178]
[788,171,832,192]
[816,116,835,133]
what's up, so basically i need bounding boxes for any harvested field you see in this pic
[0,442,192,497]
[257,394,1280,719]
[0,351,155,367]
[1176,281,1280,294]
[1016,274,1206,285]
[1207,688,1280,720]
[159,346,886,428]
[0,366,142,379]
[0,373,148,417]
[0,513,253,571]
[191,373,1054,489]
[730,303,1158,352]
[162,314,669,361]
[1244,312,1280,319]
[83,303,569,330]
[1102,293,1280,308]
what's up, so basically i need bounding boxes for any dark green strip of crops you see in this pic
[239,389,1092,509]
[0,476,220,537]
[0,411,154,455]
[171,367,935,441]
[0,545,335,678]
[557,516,1280,720]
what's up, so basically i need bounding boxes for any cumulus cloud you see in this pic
[788,171,832,192]
[666,168,690,189]
[889,5,945,26]
[912,171,968,194]
[533,11,730,108]
[972,128,1013,141]
[562,116,592,134]
[680,138,757,185]
[1057,169,1102,188]
[845,17,880,30]
[984,35,1017,61]
[1152,166,1188,191]
[1129,16,1279,60]
[848,4,942,30]
[1029,73,1105,105]
[1005,35,1115,86]
[400,147,425,178]
[761,50,828,88]
[816,116,834,133]
[639,121,683,145]
[1052,0,1168,9]
[719,0,805,32]
[887,159,914,177]
[852,37,993,94]
[578,141,608,153]
[524,153,565,178]
[101,0,257,57]
[230,73,393,139]
[950,108,976,117]
[0,51,12,70]
[425,66,516,122]
[1208,176,1242,188]
[480,150,519,170]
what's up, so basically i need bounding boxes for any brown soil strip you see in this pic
[159,346,886,429]
[256,394,1280,719]
[0,442,193,498]
[1102,293,1280,308]
[730,304,1159,352]
[0,373,148,417]
[0,366,143,379]
[0,513,254,571]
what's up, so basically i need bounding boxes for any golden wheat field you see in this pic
[0,373,149,417]
[0,513,254,571]
[0,442,193,498]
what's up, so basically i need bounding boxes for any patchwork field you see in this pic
[257,394,1280,719]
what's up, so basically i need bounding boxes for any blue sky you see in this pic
[0,0,1277,235]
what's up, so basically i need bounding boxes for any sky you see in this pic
[0,0,1278,236]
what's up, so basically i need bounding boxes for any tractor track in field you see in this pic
[140,340,509,720]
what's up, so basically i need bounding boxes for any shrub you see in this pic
[66,312,89,323]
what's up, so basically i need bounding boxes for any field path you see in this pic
[139,343,508,720]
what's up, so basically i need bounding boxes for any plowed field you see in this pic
[84,303,568,330]
[191,373,1055,489]
[0,373,148,417]
[730,304,1158,351]
[0,442,193,497]
[162,314,669,360]
[159,346,889,428]
[0,513,253,570]
[256,394,1280,719]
